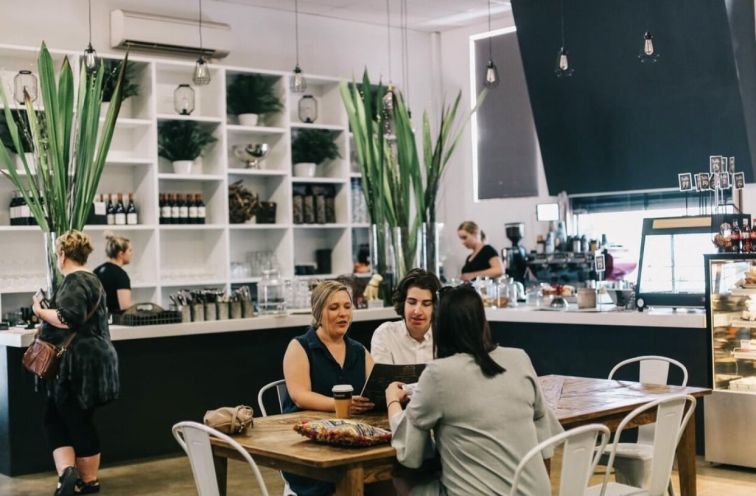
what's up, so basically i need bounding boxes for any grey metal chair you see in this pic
[257,379,296,496]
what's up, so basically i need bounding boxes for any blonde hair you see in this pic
[458,220,486,242]
[311,280,352,327]
[104,231,131,259]
[56,230,94,265]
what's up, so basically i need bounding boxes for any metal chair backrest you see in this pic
[599,394,696,496]
[608,355,688,445]
[257,379,290,417]
[172,421,270,496]
[511,423,610,496]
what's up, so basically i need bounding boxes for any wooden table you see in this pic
[212,375,711,496]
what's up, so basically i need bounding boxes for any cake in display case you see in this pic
[704,254,756,467]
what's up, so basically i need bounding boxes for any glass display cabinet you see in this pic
[704,253,756,468]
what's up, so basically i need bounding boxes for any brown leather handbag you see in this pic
[203,405,254,435]
[22,289,103,380]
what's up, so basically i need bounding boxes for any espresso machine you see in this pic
[503,222,528,283]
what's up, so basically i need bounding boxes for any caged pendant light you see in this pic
[638,1,660,63]
[290,0,307,92]
[193,0,211,85]
[484,0,499,88]
[14,70,38,104]
[82,0,98,72]
[554,0,574,78]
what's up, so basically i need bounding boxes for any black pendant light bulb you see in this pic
[638,31,660,63]
[554,0,574,78]
[83,0,97,72]
[290,0,307,92]
[193,0,211,85]
[484,0,499,88]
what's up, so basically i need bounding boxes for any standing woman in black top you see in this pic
[458,220,503,281]
[94,233,132,315]
[32,230,119,496]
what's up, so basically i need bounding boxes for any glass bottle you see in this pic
[114,193,126,225]
[159,194,166,224]
[170,193,180,224]
[178,194,189,223]
[188,194,198,224]
[106,194,115,225]
[732,219,742,254]
[195,194,206,224]
[126,193,138,225]
[743,219,752,254]
[259,269,285,315]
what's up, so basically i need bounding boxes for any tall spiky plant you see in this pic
[0,43,126,290]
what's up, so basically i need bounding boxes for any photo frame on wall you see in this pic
[699,173,711,190]
[734,172,745,189]
[678,173,693,191]
[728,156,736,174]
[695,174,703,192]
[595,253,606,273]
[710,172,721,190]
[710,155,722,174]
[720,171,731,189]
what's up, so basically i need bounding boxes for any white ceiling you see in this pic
[215,0,512,32]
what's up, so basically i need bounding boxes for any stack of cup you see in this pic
[332,384,353,418]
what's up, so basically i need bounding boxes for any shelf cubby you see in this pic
[229,227,293,280]
[228,173,290,225]
[293,227,351,276]
[225,69,287,129]
[154,62,224,119]
[287,76,346,128]
[158,177,226,225]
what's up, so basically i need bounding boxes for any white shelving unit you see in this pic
[0,44,365,316]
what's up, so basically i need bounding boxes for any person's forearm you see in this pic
[290,390,335,412]
[35,308,69,329]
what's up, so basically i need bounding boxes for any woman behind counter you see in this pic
[32,230,120,496]
[458,220,503,281]
[282,280,375,496]
[94,233,132,315]
[386,284,562,496]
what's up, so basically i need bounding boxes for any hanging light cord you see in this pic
[294,0,301,66]
[560,0,566,46]
[88,0,93,45]
[401,0,410,106]
[487,0,493,59]
[198,0,204,51]
[386,0,392,83]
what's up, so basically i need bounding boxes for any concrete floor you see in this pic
[0,454,753,495]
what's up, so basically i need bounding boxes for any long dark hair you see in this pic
[433,285,505,377]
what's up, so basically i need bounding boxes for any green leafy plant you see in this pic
[158,120,217,162]
[102,59,139,103]
[291,128,341,164]
[0,113,35,153]
[226,74,283,116]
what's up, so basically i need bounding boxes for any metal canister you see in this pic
[230,301,242,319]
[217,302,229,320]
[191,303,204,322]
[204,302,217,321]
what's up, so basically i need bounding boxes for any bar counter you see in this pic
[0,306,709,475]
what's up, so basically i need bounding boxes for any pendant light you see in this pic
[383,0,396,140]
[484,0,499,88]
[638,2,660,63]
[554,0,574,78]
[400,0,412,116]
[14,70,38,104]
[82,0,97,72]
[290,0,307,92]
[193,0,211,86]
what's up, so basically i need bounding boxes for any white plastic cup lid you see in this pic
[332,384,354,394]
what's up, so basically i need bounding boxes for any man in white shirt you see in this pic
[370,269,442,364]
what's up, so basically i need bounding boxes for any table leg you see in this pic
[213,454,228,496]
[676,408,697,496]
[335,465,365,496]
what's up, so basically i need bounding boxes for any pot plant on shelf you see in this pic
[291,128,341,178]
[158,120,217,174]
[101,59,139,116]
[0,112,36,173]
[0,43,127,292]
[226,74,283,127]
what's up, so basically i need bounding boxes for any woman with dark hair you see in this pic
[385,285,561,496]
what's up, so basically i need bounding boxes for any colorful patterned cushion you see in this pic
[293,419,392,447]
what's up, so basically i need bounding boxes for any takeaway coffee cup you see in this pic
[332,384,354,418]
[577,288,597,309]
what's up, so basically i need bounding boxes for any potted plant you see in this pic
[0,43,126,291]
[158,120,217,174]
[226,74,283,127]
[0,112,35,172]
[101,59,139,115]
[291,129,341,177]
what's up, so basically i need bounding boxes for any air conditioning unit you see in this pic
[110,9,231,58]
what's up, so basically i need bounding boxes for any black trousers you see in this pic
[44,394,100,457]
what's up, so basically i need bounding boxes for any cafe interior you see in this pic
[1,0,756,495]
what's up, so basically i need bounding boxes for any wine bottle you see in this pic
[170,193,180,224]
[9,191,19,226]
[126,192,138,225]
[188,193,198,224]
[178,194,189,224]
[196,194,206,224]
[159,193,167,225]
[106,193,115,225]
[732,219,742,253]
[114,193,126,225]
[743,219,752,254]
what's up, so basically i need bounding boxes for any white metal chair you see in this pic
[605,356,689,492]
[257,380,296,496]
[586,394,697,496]
[510,424,610,496]
[172,421,269,496]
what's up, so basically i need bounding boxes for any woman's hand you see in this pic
[350,395,375,415]
[385,381,408,406]
[31,292,44,317]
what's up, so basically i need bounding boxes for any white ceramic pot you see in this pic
[238,113,259,127]
[293,162,316,178]
[14,153,35,173]
[172,160,194,174]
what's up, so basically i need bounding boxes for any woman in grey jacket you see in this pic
[386,284,562,496]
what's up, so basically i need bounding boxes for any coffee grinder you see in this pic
[504,222,528,283]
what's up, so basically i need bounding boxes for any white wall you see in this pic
[436,14,555,278]
[0,0,436,113]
